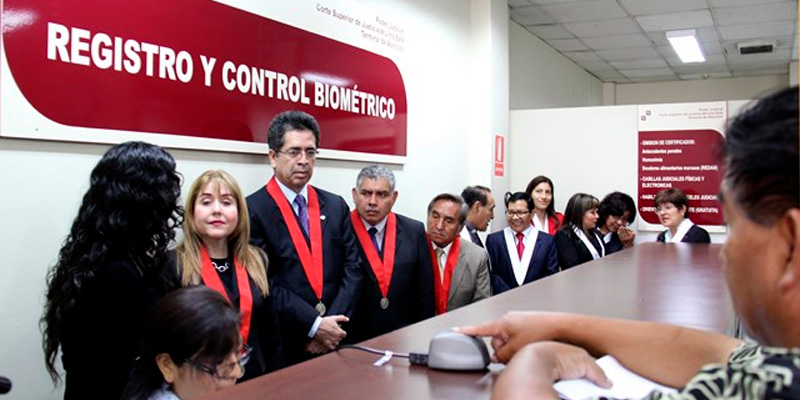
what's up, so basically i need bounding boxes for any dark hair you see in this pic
[267,110,321,152]
[525,175,559,229]
[722,86,798,226]
[427,193,468,225]
[560,193,599,233]
[42,141,183,382]
[598,192,637,228]
[504,191,533,211]
[122,286,241,400]
[654,188,690,218]
[461,185,491,208]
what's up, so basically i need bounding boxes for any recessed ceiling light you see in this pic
[666,29,705,63]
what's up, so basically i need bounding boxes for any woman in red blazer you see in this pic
[525,175,563,235]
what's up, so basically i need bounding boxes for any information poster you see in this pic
[637,102,726,232]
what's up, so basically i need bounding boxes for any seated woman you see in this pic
[525,176,563,235]
[123,286,247,400]
[554,193,604,270]
[596,192,638,255]
[485,192,559,294]
[174,170,283,380]
[42,142,182,400]
[654,188,710,243]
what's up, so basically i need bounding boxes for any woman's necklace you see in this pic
[211,260,230,273]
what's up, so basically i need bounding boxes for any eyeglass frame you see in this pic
[183,345,252,381]
[505,210,531,218]
[276,147,319,160]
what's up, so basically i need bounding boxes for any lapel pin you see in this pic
[320,215,326,220]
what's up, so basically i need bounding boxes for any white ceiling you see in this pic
[510,0,798,83]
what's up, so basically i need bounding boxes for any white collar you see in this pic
[504,226,538,285]
[275,177,308,208]
[665,218,695,243]
[432,239,454,256]
[361,215,388,234]
[572,225,605,260]
[532,212,549,233]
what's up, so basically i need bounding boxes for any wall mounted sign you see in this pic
[2,0,407,160]
[637,102,726,231]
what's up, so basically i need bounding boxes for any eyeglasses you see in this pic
[277,148,319,160]
[184,345,251,381]
[505,210,531,217]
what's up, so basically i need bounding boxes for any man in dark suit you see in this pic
[247,110,362,365]
[485,192,559,294]
[348,165,435,342]
[460,185,495,248]
[427,193,491,314]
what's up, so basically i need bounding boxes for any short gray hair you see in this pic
[356,164,396,191]
[427,193,469,226]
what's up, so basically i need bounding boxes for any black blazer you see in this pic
[485,229,559,294]
[554,227,604,270]
[350,213,435,342]
[602,232,624,255]
[247,185,362,365]
[208,259,284,380]
[656,224,711,243]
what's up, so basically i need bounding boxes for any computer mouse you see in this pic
[426,330,491,371]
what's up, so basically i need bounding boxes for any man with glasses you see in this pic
[485,192,558,295]
[426,193,491,314]
[247,110,362,365]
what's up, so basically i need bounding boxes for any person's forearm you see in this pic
[551,313,740,387]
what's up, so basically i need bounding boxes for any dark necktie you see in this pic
[470,229,484,248]
[368,227,380,253]
[294,194,309,236]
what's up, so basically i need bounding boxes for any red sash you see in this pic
[200,246,253,343]
[350,211,396,299]
[265,177,324,303]
[428,237,460,315]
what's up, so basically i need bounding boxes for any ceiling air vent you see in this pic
[737,40,776,55]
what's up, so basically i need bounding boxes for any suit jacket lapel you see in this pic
[523,235,544,283]
[448,243,467,303]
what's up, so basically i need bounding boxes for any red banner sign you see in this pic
[638,129,725,226]
[2,0,408,156]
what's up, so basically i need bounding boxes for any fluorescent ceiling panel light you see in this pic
[666,29,706,63]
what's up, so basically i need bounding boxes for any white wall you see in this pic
[0,1,488,398]
[612,74,789,105]
[509,21,603,110]
[509,104,742,244]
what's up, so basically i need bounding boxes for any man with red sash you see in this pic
[246,110,362,365]
[426,193,491,314]
[348,165,435,342]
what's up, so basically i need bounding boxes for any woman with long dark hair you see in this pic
[174,170,283,379]
[554,193,604,270]
[41,141,182,399]
[123,286,246,400]
[524,176,563,235]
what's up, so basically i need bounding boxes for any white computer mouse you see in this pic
[426,330,491,371]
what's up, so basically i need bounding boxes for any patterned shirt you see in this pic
[600,343,800,399]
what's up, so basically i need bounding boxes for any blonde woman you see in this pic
[175,170,283,380]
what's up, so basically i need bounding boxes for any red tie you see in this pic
[516,232,525,259]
